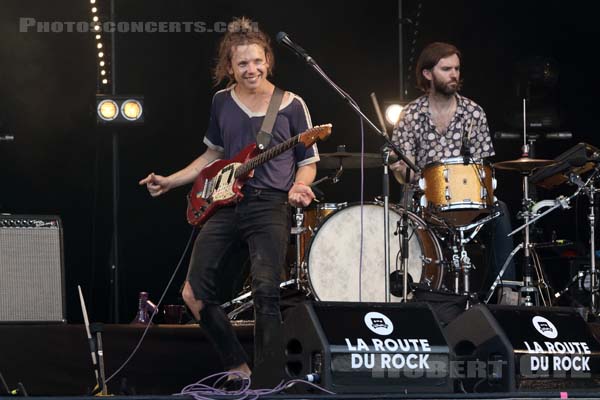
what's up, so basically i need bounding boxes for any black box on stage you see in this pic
[254,301,454,393]
[444,304,600,392]
[0,215,66,323]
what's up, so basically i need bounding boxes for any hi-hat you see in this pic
[318,152,382,169]
[494,157,556,173]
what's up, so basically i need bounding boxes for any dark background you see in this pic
[1,0,599,323]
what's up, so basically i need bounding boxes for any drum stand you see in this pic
[290,207,307,292]
[446,212,499,297]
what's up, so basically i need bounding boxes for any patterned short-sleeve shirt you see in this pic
[391,94,495,170]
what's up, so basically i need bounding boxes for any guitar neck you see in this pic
[235,135,301,178]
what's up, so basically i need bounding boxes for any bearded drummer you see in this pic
[390,42,516,299]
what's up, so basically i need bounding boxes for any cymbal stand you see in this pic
[518,165,539,306]
[582,168,600,314]
[506,169,596,308]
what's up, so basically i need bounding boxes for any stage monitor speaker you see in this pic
[0,215,66,323]
[444,304,600,392]
[254,301,454,393]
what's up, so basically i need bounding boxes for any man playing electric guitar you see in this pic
[139,17,319,389]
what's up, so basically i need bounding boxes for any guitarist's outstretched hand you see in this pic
[139,173,172,197]
[288,182,315,208]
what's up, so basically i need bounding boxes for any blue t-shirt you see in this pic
[203,86,319,191]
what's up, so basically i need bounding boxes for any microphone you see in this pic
[275,32,314,64]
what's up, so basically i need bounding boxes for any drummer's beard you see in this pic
[433,75,459,96]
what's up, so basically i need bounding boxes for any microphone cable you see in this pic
[104,227,197,385]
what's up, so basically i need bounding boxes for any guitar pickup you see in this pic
[200,179,210,198]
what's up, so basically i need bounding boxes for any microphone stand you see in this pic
[279,38,419,303]
[382,146,392,302]
[282,43,419,174]
[401,168,411,302]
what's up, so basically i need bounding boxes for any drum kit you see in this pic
[223,140,600,319]
[222,104,600,321]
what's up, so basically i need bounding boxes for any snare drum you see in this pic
[419,157,496,226]
[305,203,444,302]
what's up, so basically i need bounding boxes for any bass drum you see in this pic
[306,203,444,302]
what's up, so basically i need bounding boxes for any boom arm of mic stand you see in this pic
[304,60,420,174]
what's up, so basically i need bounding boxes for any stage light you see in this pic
[385,104,404,126]
[96,96,144,125]
[97,99,118,121]
[92,7,97,13]
[102,79,108,85]
[98,52,104,58]
[97,43,103,49]
[101,70,106,76]
[121,100,143,121]
[93,16,99,22]
[90,0,96,4]
[94,25,100,31]
[95,34,101,40]
[99,61,105,67]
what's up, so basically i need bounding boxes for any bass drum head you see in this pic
[306,203,443,302]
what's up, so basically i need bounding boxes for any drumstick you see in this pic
[467,117,474,139]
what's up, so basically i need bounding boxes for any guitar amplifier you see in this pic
[0,214,66,323]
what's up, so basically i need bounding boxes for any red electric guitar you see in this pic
[186,124,332,226]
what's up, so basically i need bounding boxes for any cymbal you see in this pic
[318,152,382,169]
[494,157,556,173]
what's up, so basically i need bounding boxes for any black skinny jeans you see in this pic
[186,187,290,370]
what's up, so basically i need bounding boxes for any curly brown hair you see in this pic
[213,17,275,87]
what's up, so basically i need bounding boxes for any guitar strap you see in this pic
[256,87,284,151]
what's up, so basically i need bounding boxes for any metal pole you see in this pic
[398,0,404,101]
[110,0,120,323]
[590,186,597,313]
[383,153,391,302]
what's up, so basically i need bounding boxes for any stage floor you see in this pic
[1,319,600,398]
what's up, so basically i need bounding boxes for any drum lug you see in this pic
[479,167,486,180]
[481,186,488,200]
[492,177,497,190]
[445,187,451,200]
[420,194,428,208]
[443,167,449,183]
[418,177,426,190]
